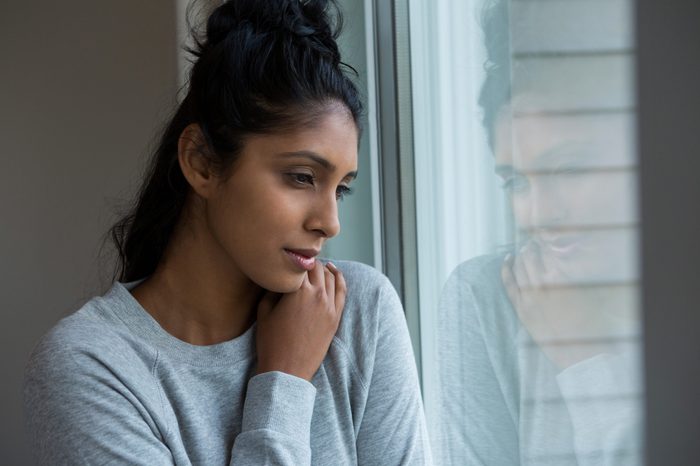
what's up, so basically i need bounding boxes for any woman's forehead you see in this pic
[238,112,358,171]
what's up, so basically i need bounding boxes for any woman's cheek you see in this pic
[511,194,531,229]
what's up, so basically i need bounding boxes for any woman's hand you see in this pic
[501,243,637,370]
[255,261,346,381]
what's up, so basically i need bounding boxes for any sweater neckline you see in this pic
[99,280,257,366]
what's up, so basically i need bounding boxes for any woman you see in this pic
[23,1,432,464]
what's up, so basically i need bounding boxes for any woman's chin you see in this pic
[258,272,307,294]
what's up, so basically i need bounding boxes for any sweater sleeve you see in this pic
[354,275,433,466]
[556,350,643,466]
[230,371,317,464]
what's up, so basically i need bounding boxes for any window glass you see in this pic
[408,1,643,464]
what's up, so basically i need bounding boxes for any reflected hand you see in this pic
[501,243,637,370]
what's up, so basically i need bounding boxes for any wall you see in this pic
[0,1,178,463]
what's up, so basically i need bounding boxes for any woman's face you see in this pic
[493,101,636,285]
[203,109,358,293]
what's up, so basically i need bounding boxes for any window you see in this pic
[402,0,643,464]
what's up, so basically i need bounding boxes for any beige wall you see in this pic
[0,1,178,462]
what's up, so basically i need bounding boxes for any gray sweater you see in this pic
[24,261,432,465]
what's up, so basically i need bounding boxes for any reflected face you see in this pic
[495,109,596,231]
[204,109,358,293]
[493,104,635,281]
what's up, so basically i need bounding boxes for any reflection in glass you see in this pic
[427,0,643,465]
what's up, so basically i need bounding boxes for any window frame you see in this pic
[637,1,700,464]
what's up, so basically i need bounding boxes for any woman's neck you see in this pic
[130,212,261,346]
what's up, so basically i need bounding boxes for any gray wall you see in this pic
[1,1,178,463]
[1,1,372,463]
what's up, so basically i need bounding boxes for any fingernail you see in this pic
[326,261,336,271]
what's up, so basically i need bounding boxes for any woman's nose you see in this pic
[528,176,569,228]
[305,193,341,238]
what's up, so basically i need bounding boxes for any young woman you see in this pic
[23,1,432,464]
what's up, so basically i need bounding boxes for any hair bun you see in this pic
[200,0,341,64]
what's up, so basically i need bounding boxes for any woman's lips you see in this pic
[284,249,318,271]
[534,231,584,256]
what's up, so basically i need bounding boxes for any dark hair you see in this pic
[108,0,363,283]
[478,0,511,149]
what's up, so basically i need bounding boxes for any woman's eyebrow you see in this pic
[277,150,358,179]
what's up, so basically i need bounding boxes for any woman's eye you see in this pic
[336,185,353,201]
[288,173,315,186]
[502,175,529,193]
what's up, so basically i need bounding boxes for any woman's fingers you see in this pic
[255,260,344,381]
[323,263,335,305]
[326,262,346,315]
[307,259,324,287]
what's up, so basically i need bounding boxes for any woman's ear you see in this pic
[178,123,217,199]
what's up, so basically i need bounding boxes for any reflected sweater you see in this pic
[24,261,432,465]
[434,254,641,466]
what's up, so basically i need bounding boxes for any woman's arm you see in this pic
[354,274,433,465]
[433,261,520,465]
[232,261,345,464]
[231,371,317,464]
[556,351,643,466]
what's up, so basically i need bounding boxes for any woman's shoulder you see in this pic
[325,259,398,321]
[23,294,168,464]
[446,252,508,289]
[328,259,390,288]
[28,302,113,361]
[25,293,158,393]
[440,252,510,308]
[439,252,521,348]
[323,260,409,381]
